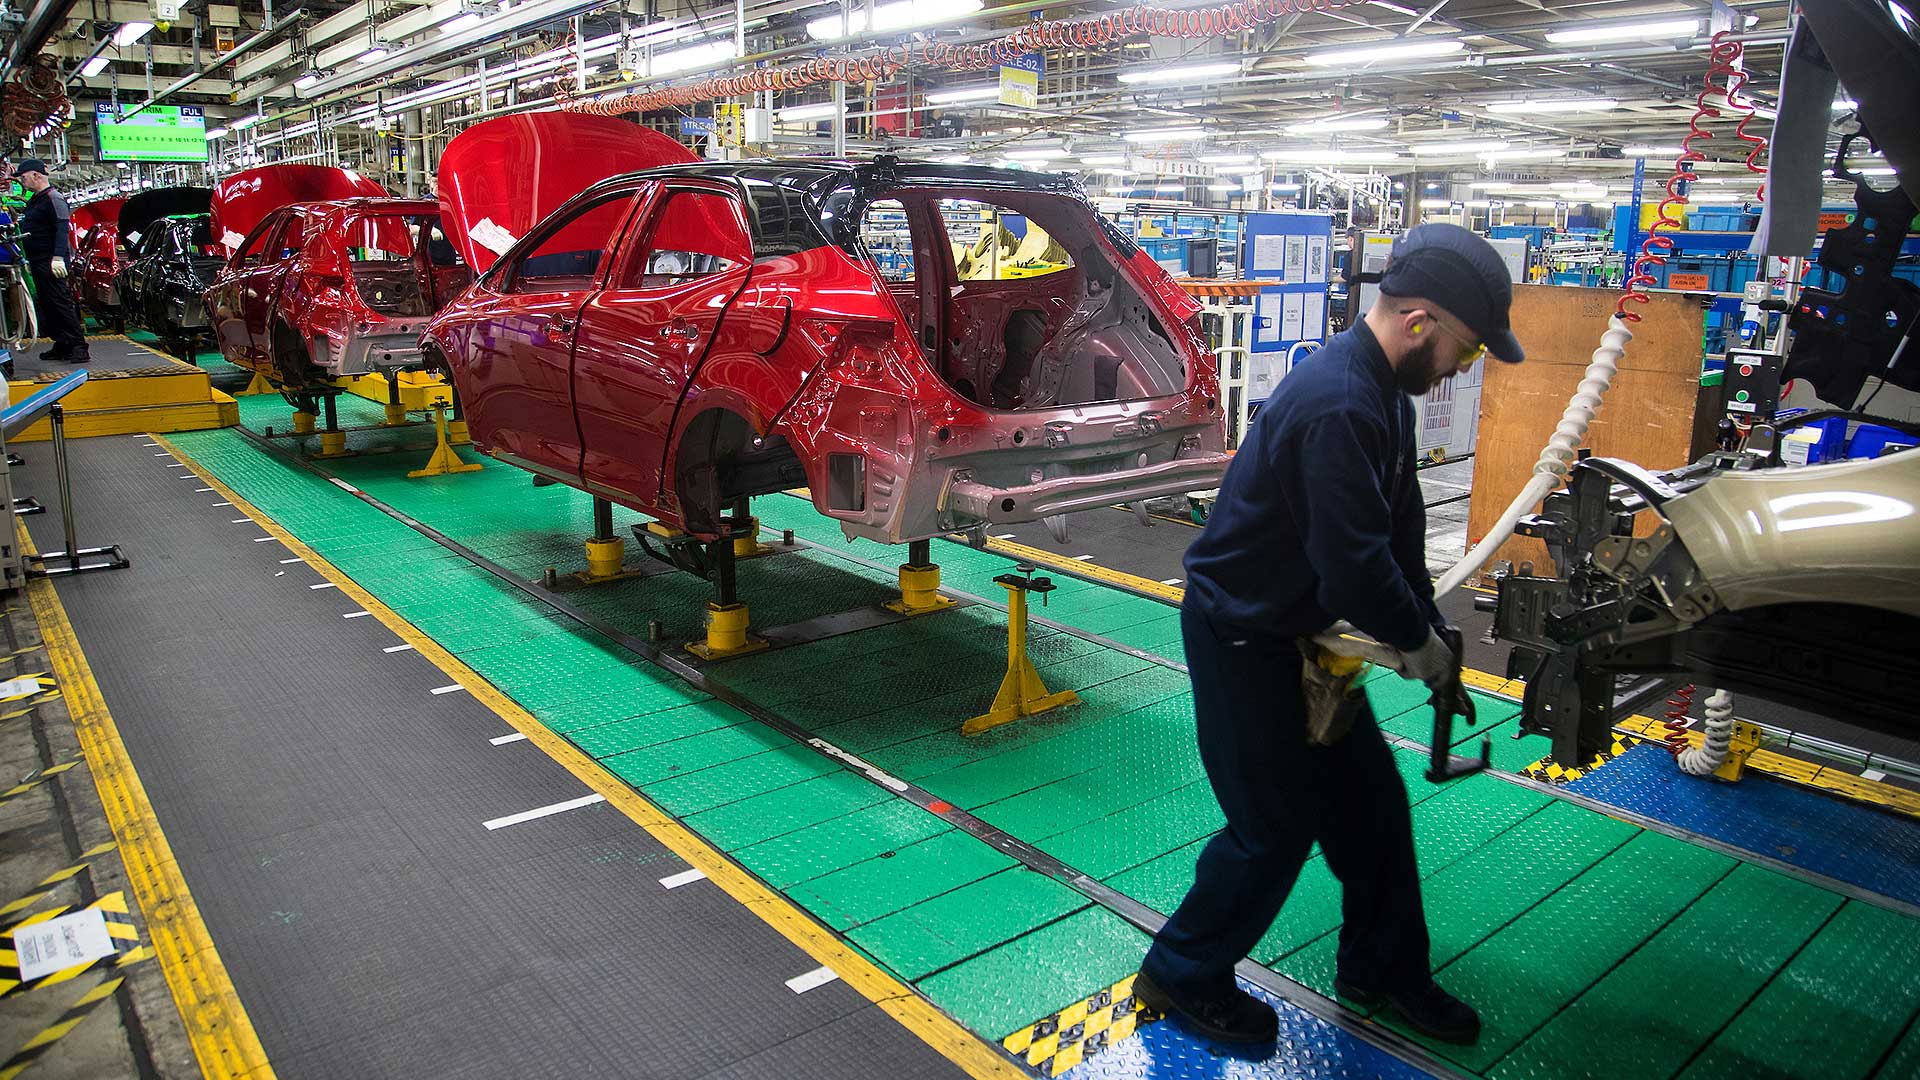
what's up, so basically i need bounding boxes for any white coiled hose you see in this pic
[1677,689,1737,776]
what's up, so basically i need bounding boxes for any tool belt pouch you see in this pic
[1297,641,1363,747]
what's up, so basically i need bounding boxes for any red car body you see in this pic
[425,114,1229,544]
[73,218,126,329]
[68,198,122,263]
[205,166,471,383]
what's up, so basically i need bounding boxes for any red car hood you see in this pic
[69,198,124,251]
[210,165,390,254]
[435,111,699,273]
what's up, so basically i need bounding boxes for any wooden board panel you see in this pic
[1465,285,1706,581]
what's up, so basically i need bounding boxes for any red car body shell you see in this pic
[209,164,390,257]
[426,114,1228,543]
[74,219,125,320]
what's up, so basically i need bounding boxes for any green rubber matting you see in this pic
[162,393,1920,1078]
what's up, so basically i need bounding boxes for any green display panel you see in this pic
[95,104,206,163]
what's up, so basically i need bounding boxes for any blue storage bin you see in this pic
[1849,424,1919,459]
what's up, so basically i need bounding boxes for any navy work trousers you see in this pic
[1141,606,1432,997]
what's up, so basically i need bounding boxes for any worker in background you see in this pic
[1134,223,1525,1047]
[14,160,88,365]
[1339,225,1363,328]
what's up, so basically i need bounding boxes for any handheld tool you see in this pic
[1425,626,1490,783]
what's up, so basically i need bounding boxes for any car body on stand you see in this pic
[71,198,126,331]
[425,112,1230,544]
[204,164,470,387]
[115,186,219,358]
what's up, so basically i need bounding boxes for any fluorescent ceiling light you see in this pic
[1411,140,1509,155]
[230,114,263,130]
[204,126,229,140]
[925,85,998,105]
[652,39,737,76]
[359,46,389,63]
[113,21,154,47]
[1078,154,1129,166]
[1484,147,1567,160]
[1623,145,1683,157]
[1304,38,1464,67]
[1486,99,1616,113]
[79,55,111,77]
[1545,18,1697,44]
[1261,149,1404,163]
[1117,61,1239,86]
[1833,98,1859,110]
[294,70,327,89]
[1283,116,1389,134]
[1525,201,1556,209]
[1123,127,1205,142]
[1206,183,1240,192]
[1270,183,1301,192]
[1153,183,1185,193]
[443,12,483,32]
[807,0,983,42]
[1198,153,1254,165]
[777,103,837,122]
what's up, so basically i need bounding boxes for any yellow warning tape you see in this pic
[18,520,277,1079]
[1521,733,1644,785]
[1003,973,1154,1076]
[153,436,1027,1080]
[0,890,146,999]
[974,536,1185,606]
[0,971,137,1080]
[0,841,117,924]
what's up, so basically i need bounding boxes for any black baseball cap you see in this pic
[14,159,46,177]
[1379,223,1524,364]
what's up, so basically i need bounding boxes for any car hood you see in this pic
[69,198,124,243]
[435,111,698,273]
[117,187,212,247]
[210,165,390,255]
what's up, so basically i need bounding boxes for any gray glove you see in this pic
[1399,629,1455,689]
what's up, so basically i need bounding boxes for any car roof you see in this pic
[582,157,1085,199]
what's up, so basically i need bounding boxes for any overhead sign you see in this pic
[999,52,1042,109]
[95,103,206,163]
[679,117,717,136]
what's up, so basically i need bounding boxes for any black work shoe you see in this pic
[1133,970,1278,1045]
[1334,976,1481,1044]
[67,354,90,365]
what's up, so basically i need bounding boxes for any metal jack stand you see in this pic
[236,364,277,396]
[313,392,353,459]
[26,406,128,578]
[884,538,955,617]
[382,370,409,426]
[686,520,767,660]
[407,404,482,479]
[964,564,1077,735]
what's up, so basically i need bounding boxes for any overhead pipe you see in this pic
[119,9,310,120]
[2,0,79,79]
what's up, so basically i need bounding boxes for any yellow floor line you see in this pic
[152,435,1028,1080]
[17,522,276,1080]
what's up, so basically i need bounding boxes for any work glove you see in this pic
[1398,628,1457,690]
[48,256,66,279]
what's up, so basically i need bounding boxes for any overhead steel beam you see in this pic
[4,0,80,78]
[118,9,309,119]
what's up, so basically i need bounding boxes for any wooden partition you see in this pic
[1464,284,1708,582]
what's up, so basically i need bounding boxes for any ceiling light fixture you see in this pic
[1078,154,1129,166]
[1486,99,1617,113]
[807,0,983,42]
[443,12,484,32]
[1206,183,1240,192]
[1123,127,1206,142]
[204,126,229,140]
[1283,116,1390,134]
[1622,145,1684,157]
[1411,140,1510,155]
[79,55,111,77]
[113,21,154,47]
[776,102,837,121]
[1544,18,1698,44]
[925,85,999,105]
[1198,153,1254,165]
[1270,183,1302,192]
[358,46,389,63]
[1261,149,1405,164]
[652,39,738,76]
[1303,39,1464,66]
[1117,61,1240,86]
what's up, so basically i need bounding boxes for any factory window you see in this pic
[935,198,1071,282]
[626,190,750,289]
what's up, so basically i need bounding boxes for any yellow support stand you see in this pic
[314,429,351,458]
[963,570,1078,735]
[238,369,277,396]
[686,601,768,660]
[291,410,316,434]
[731,516,778,559]
[583,538,625,579]
[883,539,956,617]
[407,406,483,478]
[446,418,471,446]
[383,401,409,426]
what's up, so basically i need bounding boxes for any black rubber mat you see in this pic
[19,432,971,1080]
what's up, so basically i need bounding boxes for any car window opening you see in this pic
[860,190,1186,411]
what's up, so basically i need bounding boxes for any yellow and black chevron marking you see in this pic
[0,760,82,804]
[0,972,132,1080]
[1522,732,1644,785]
[0,891,144,999]
[0,843,118,925]
[1002,974,1156,1077]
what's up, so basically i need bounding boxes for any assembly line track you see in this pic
[222,422,1470,1080]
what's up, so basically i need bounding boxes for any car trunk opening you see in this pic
[859,190,1191,412]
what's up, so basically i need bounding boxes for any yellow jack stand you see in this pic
[407,406,483,478]
[291,410,316,435]
[884,539,956,617]
[963,569,1078,735]
[446,418,471,446]
[314,429,352,458]
[565,498,649,585]
[238,369,277,396]
[383,401,409,426]
[684,526,766,660]
[731,516,778,559]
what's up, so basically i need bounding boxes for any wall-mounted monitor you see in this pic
[95,103,207,163]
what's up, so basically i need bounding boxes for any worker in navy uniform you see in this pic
[1134,224,1525,1047]
[14,159,89,365]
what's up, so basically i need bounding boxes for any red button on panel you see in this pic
[1740,364,1753,376]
